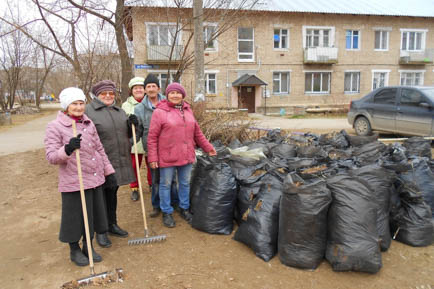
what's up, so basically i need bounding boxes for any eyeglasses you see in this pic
[100,91,115,96]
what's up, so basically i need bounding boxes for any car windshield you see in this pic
[420,88,434,102]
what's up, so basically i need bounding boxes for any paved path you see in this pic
[0,111,352,156]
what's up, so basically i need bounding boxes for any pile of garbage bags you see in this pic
[190,130,433,273]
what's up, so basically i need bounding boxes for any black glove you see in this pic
[127,114,139,128]
[65,134,82,156]
[104,173,117,188]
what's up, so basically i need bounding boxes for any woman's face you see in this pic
[131,85,145,101]
[167,90,183,105]
[98,90,115,106]
[67,100,85,117]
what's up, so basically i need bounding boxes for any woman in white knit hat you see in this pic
[44,87,115,267]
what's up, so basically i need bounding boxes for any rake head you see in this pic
[61,268,124,288]
[128,234,167,246]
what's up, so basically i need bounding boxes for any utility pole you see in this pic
[193,0,205,102]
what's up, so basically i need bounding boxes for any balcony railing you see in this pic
[399,49,434,64]
[304,47,338,64]
[147,45,183,63]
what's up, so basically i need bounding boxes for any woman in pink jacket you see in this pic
[44,87,115,267]
[148,82,216,228]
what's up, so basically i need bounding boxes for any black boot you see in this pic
[109,224,128,238]
[69,242,89,267]
[149,207,161,218]
[131,189,139,201]
[96,233,112,248]
[162,213,176,228]
[179,208,193,224]
[82,242,102,263]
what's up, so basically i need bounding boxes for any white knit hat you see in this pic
[59,87,86,110]
[128,76,145,89]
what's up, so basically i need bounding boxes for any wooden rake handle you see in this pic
[132,123,149,236]
[72,121,95,275]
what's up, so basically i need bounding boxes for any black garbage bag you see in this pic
[319,130,349,149]
[352,141,387,165]
[286,157,317,171]
[390,179,433,247]
[269,143,297,159]
[247,142,270,157]
[379,144,412,173]
[326,173,382,273]
[349,165,396,251]
[191,156,237,235]
[278,177,332,269]
[398,157,434,218]
[297,145,328,159]
[403,137,432,160]
[345,133,379,147]
[327,148,353,161]
[228,138,243,149]
[235,179,263,225]
[233,172,283,261]
[288,133,319,147]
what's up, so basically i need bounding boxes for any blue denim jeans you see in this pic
[151,168,179,209]
[159,164,192,214]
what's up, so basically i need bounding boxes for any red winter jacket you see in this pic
[147,100,213,168]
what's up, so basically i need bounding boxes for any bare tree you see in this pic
[193,0,205,101]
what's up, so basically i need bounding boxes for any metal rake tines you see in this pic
[128,234,167,245]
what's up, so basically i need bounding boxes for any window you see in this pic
[205,73,216,94]
[306,29,330,47]
[204,25,217,50]
[305,72,330,93]
[274,29,288,49]
[401,30,426,51]
[372,71,389,90]
[273,72,290,94]
[147,24,181,46]
[401,89,423,106]
[149,72,177,94]
[373,88,397,104]
[375,30,389,50]
[238,27,254,61]
[400,71,424,86]
[344,72,360,93]
[346,30,359,50]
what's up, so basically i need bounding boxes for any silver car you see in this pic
[348,86,434,136]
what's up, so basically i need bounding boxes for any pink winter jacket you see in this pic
[45,111,115,192]
[147,100,214,168]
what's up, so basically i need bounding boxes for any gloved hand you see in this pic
[104,173,117,188]
[127,114,139,128]
[65,134,82,156]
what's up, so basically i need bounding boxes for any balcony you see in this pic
[399,49,434,65]
[146,45,183,64]
[304,47,338,64]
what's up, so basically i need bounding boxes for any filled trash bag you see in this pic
[269,143,297,159]
[296,145,328,160]
[403,137,432,160]
[349,165,396,251]
[278,177,332,269]
[345,133,379,147]
[399,157,434,218]
[191,156,237,235]
[326,173,382,273]
[233,172,283,261]
[390,179,433,247]
[319,130,349,149]
[286,157,317,171]
[352,141,387,166]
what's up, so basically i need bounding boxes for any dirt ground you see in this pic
[0,148,433,289]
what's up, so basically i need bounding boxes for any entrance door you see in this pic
[239,86,256,113]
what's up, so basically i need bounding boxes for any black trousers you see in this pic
[102,184,119,225]
[59,186,108,243]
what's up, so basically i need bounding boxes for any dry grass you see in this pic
[0,107,58,132]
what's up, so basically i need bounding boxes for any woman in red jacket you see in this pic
[147,83,216,228]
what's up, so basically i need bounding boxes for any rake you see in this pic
[128,123,166,245]
[62,121,124,288]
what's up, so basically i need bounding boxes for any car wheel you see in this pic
[354,116,372,136]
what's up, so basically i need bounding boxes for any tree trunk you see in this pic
[115,0,132,102]
[193,0,205,102]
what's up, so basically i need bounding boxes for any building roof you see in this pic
[125,0,434,18]
[232,74,267,86]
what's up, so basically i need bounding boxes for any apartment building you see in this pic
[124,0,434,114]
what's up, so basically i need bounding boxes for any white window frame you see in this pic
[204,22,218,52]
[272,70,291,95]
[145,22,182,46]
[345,30,361,50]
[344,71,361,94]
[399,70,425,86]
[237,27,255,62]
[400,28,427,52]
[304,70,332,94]
[273,28,289,50]
[371,69,391,90]
[147,70,178,93]
[373,28,390,51]
[302,26,335,48]
[204,70,218,94]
